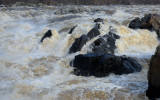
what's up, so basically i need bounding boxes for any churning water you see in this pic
[0,5,160,100]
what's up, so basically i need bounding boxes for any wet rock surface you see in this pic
[68,26,77,34]
[69,27,100,54]
[71,53,142,77]
[129,13,160,37]
[91,31,120,54]
[40,30,52,43]
[69,35,89,54]
[147,44,160,99]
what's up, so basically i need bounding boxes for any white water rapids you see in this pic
[0,5,160,100]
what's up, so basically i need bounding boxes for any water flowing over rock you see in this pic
[94,18,104,23]
[69,35,89,54]
[146,44,160,99]
[94,18,104,29]
[91,31,120,54]
[68,26,77,34]
[70,53,142,77]
[40,30,52,43]
[129,13,160,37]
[69,27,100,54]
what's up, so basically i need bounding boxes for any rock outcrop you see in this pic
[40,30,52,43]
[70,53,142,77]
[69,35,89,54]
[69,27,100,54]
[68,26,77,34]
[146,44,160,99]
[91,31,120,54]
[129,13,160,37]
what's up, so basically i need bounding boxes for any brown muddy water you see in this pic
[0,5,160,100]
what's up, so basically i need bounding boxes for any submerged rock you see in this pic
[146,44,160,99]
[94,18,104,23]
[68,26,77,34]
[91,31,120,54]
[69,27,100,54]
[71,53,142,77]
[40,30,52,43]
[129,13,160,37]
[94,18,104,29]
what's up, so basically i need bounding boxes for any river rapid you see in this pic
[0,5,160,100]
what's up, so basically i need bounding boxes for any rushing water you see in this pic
[0,5,160,100]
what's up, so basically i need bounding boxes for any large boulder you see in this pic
[69,27,100,54]
[146,44,160,99]
[129,13,160,37]
[71,53,142,77]
[40,30,52,43]
[91,31,120,54]
[150,14,160,37]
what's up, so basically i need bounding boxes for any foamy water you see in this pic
[0,5,160,100]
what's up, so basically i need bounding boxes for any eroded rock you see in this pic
[146,44,160,99]
[40,30,52,43]
[129,13,160,37]
[91,31,120,54]
[71,53,142,77]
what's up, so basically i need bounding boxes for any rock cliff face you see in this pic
[147,44,160,99]
[1,0,160,6]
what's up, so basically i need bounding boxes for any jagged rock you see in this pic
[68,26,77,34]
[150,14,160,37]
[146,44,160,99]
[69,27,100,54]
[71,53,142,77]
[40,30,52,43]
[94,18,104,29]
[129,13,160,37]
[129,17,142,29]
[94,18,104,23]
[87,27,100,39]
[91,31,120,54]
[69,35,89,54]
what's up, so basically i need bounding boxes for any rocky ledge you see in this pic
[70,53,142,77]
[129,13,160,37]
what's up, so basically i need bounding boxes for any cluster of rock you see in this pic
[129,13,160,37]
[40,14,160,99]
[54,6,104,14]
[128,13,160,99]
[67,18,142,77]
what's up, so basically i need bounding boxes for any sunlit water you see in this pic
[0,5,160,100]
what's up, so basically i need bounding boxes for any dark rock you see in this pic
[146,44,160,99]
[94,18,103,23]
[71,53,142,77]
[69,27,100,54]
[129,17,142,29]
[69,35,89,54]
[40,30,52,43]
[68,26,77,34]
[129,13,160,37]
[150,14,160,37]
[91,31,120,54]
[87,27,100,39]
[94,18,104,29]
